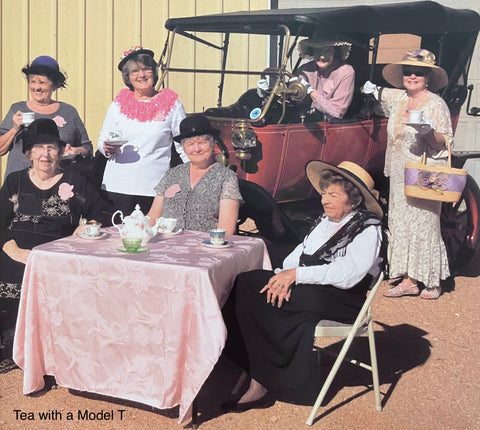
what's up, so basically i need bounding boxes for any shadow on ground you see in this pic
[192,321,431,427]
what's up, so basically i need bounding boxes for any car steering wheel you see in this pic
[259,67,307,103]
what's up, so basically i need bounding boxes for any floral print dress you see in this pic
[0,169,112,299]
[154,162,243,232]
[378,88,453,287]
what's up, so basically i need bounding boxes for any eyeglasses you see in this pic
[31,144,60,154]
[403,69,427,77]
[129,67,153,76]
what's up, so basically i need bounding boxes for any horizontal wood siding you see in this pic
[0,0,268,185]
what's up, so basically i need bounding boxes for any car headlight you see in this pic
[231,121,257,160]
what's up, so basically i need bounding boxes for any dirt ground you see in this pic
[1,230,480,430]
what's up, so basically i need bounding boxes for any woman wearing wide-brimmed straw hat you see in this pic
[221,161,384,411]
[362,49,453,300]
[97,46,189,215]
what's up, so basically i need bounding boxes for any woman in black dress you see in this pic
[0,118,111,353]
[223,160,384,411]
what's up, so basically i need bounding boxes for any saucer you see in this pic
[202,240,232,249]
[117,246,148,253]
[77,232,107,240]
[158,228,183,236]
[105,139,128,146]
[60,153,76,160]
[406,122,426,126]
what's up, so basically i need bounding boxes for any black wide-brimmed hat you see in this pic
[173,115,220,143]
[21,55,67,88]
[118,46,155,71]
[306,160,383,218]
[21,118,66,153]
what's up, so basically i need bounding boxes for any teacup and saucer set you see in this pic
[202,229,233,248]
[156,217,183,236]
[77,219,106,240]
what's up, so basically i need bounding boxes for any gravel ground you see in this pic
[1,237,480,430]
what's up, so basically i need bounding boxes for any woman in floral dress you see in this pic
[364,49,453,299]
[147,115,242,235]
[0,119,112,343]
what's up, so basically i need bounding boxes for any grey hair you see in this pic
[121,54,159,91]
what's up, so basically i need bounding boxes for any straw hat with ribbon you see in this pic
[382,49,448,91]
[306,160,383,218]
[298,35,352,61]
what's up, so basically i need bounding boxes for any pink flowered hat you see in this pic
[118,45,154,71]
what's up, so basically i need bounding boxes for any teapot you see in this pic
[112,204,161,245]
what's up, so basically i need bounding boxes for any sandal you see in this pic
[420,286,441,300]
[383,282,419,297]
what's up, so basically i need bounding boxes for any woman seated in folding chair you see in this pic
[222,160,384,411]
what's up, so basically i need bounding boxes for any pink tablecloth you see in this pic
[13,228,271,422]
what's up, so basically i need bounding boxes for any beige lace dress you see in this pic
[378,88,453,287]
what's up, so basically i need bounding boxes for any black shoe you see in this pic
[221,393,274,413]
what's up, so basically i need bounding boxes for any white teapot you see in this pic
[112,204,161,245]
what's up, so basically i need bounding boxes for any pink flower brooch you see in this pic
[164,184,181,198]
[58,183,74,200]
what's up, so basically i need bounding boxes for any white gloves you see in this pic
[257,77,270,97]
[289,77,315,95]
[408,119,433,134]
[362,80,380,99]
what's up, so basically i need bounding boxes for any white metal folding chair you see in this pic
[306,272,384,426]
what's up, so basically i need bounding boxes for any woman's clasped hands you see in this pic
[260,268,296,308]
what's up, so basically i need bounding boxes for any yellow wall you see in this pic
[0,0,269,185]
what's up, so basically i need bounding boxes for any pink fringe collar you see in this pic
[115,88,178,122]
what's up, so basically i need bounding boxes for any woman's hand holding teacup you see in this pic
[103,142,121,157]
[12,111,24,130]
[408,118,434,137]
[260,268,297,308]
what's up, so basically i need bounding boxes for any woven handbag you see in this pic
[404,140,467,203]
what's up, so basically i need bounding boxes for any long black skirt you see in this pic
[224,269,369,405]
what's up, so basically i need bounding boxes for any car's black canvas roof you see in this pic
[165,1,480,37]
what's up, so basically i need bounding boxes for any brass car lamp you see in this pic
[231,120,257,160]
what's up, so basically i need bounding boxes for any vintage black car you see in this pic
[162,1,480,272]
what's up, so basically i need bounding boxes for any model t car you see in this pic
[161,1,480,272]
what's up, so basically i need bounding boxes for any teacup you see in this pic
[408,110,423,123]
[122,237,143,253]
[21,112,35,126]
[209,228,226,246]
[157,217,177,233]
[83,220,102,237]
